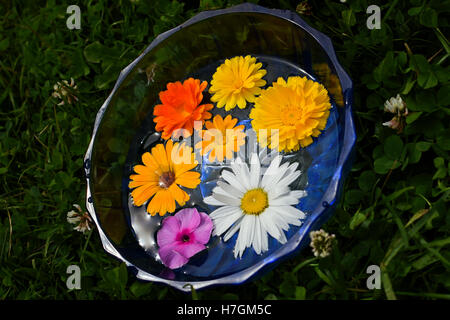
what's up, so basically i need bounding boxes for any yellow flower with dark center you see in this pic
[209,55,267,111]
[195,114,246,162]
[129,140,200,216]
[250,76,331,152]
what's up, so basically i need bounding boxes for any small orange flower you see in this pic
[154,78,213,140]
[195,114,246,162]
[129,140,201,216]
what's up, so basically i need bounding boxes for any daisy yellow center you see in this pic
[240,188,268,215]
[159,171,175,189]
[280,105,302,126]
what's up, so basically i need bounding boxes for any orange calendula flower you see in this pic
[250,76,331,152]
[129,140,200,216]
[209,55,267,111]
[154,78,213,140]
[195,114,246,163]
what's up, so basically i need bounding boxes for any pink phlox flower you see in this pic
[157,208,213,269]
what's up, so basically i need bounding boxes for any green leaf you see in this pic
[294,286,306,300]
[407,6,423,16]
[130,281,152,298]
[350,211,367,230]
[434,157,444,168]
[358,171,376,193]
[437,130,450,150]
[374,156,396,174]
[384,135,404,160]
[419,8,438,28]
[345,189,365,205]
[0,167,7,174]
[416,142,431,152]
[84,41,105,63]
[374,51,396,82]
[0,38,9,51]
[406,112,422,124]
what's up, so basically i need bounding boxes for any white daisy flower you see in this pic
[204,153,307,258]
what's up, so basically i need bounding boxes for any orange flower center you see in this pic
[159,171,175,189]
[233,78,244,89]
[280,105,302,126]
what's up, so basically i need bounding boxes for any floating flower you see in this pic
[382,94,408,133]
[157,208,213,269]
[309,229,336,258]
[154,78,213,140]
[129,140,200,216]
[67,204,93,234]
[204,153,307,258]
[195,114,246,163]
[209,55,267,111]
[52,78,78,105]
[250,76,331,152]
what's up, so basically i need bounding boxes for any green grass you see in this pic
[0,0,449,300]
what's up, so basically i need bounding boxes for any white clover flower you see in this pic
[67,204,93,234]
[309,229,335,258]
[384,94,406,114]
[383,94,409,133]
[204,153,307,258]
[52,78,78,106]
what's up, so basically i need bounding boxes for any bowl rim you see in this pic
[84,2,356,292]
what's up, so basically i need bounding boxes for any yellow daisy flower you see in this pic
[250,76,331,152]
[195,114,246,162]
[209,55,267,111]
[129,140,200,216]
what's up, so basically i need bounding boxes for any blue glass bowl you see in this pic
[84,3,356,292]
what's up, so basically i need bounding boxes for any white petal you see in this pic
[222,170,247,193]
[246,215,255,249]
[269,195,301,206]
[268,208,290,231]
[281,205,306,220]
[277,169,301,189]
[261,159,290,189]
[270,206,304,226]
[209,205,239,219]
[259,209,282,242]
[253,217,262,254]
[249,153,261,188]
[223,216,243,241]
[236,157,252,190]
[260,224,269,252]
[215,181,244,199]
[260,155,282,188]
[290,190,307,200]
[234,215,251,258]
[204,195,226,206]
[213,209,243,236]
[212,193,241,206]
[267,185,291,201]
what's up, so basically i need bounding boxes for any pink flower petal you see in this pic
[157,216,181,247]
[176,208,201,232]
[159,245,189,269]
[176,241,206,259]
[191,212,213,244]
